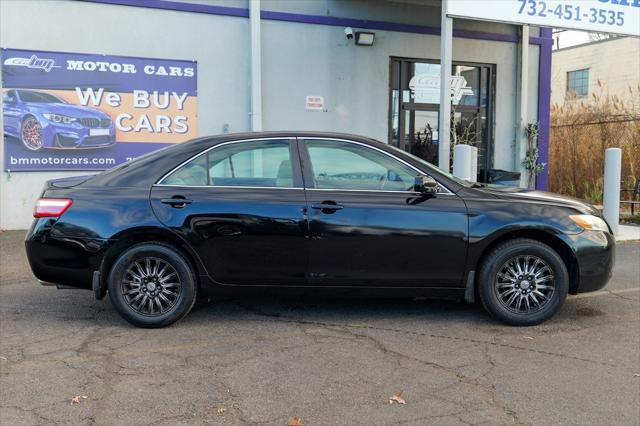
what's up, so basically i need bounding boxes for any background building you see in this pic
[0,0,552,230]
[551,36,640,105]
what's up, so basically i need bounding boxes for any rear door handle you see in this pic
[311,202,344,211]
[161,197,193,207]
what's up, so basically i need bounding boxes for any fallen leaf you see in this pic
[70,395,87,405]
[288,416,302,426]
[633,373,640,378]
[389,391,406,405]
[217,406,226,414]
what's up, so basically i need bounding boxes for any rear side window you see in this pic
[163,154,208,186]
[162,139,294,187]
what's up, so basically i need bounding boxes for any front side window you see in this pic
[305,140,418,191]
[567,69,589,98]
[162,139,294,187]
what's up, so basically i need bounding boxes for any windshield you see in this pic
[18,90,65,103]
[385,143,473,188]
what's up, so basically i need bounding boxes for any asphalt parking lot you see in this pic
[1,230,639,425]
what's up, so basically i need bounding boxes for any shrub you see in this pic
[549,83,640,207]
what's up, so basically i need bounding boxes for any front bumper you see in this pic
[566,230,615,294]
[42,121,116,149]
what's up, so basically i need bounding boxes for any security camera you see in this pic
[344,27,354,40]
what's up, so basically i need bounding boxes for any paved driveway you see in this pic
[1,230,639,425]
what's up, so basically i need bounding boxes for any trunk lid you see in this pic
[45,175,95,190]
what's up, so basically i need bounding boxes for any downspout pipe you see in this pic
[250,0,263,131]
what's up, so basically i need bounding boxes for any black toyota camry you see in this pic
[25,132,615,328]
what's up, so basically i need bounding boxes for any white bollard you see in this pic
[603,148,622,237]
[453,144,478,182]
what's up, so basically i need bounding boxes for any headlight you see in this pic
[43,113,77,124]
[569,214,610,233]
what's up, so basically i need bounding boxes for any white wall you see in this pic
[0,0,250,230]
[1,0,541,230]
[260,20,539,172]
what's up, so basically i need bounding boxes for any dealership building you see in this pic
[0,0,569,230]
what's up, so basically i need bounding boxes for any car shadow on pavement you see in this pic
[189,296,488,324]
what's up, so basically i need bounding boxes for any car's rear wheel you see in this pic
[478,238,568,326]
[21,116,44,151]
[107,243,197,328]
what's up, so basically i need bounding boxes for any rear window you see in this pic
[162,139,294,188]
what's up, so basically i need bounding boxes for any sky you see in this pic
[552,30,612,50]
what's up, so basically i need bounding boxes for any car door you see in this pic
[299,137,468,288]
[150,138,309,286]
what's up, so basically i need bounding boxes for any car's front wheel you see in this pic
[478,238,569,326]
[107,243,197,328]
[21,116,44,151]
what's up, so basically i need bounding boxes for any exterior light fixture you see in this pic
[355,31,375,46]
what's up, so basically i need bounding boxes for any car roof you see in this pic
[178,131,382,149]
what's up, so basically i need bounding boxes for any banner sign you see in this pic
[2,48,197,171]
[446,0,640,37]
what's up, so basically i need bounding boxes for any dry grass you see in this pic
[549,83,640,207]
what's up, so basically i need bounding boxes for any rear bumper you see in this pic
[25,218,110,290]
[567,230,615,294]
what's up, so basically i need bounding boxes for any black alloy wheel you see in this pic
[478,238,569,326]
[107,243,197,328]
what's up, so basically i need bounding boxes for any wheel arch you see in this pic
[470,228,580,301]
[20,113,39,127]
[97,227,207,298]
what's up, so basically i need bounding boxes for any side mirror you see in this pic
[414,175,439,194]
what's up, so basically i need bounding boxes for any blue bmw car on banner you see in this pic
[2,89,115,150]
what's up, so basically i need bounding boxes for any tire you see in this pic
[107,242,197,328]
[478,238,569,326]
[21,116,44,151]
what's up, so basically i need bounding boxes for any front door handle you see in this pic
[161,196,193,208]
[311,202,344,212]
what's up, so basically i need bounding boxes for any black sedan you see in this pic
[25,132,615,327]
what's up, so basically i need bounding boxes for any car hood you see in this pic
[475,184,601,216]
[27,102,108,118]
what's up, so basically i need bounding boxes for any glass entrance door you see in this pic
[389,58,494,179]
[401,107,439,165]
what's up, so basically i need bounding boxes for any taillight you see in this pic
[34,198,73,218]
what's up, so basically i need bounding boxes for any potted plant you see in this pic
[523,122,546,189]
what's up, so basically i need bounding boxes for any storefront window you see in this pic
[389,58,495,178]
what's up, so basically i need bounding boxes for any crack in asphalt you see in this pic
[227,303,535,424]
[234,303,617,368]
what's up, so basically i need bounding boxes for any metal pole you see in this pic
[603,148,622,237]
[517,25,530,188]
[438,0,453,171]
[249,0,263,132]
